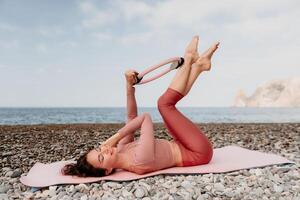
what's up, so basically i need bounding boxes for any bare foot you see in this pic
[184,36,199,64]
[193,42,220,71]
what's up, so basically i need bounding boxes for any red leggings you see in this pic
[157,88,213,166]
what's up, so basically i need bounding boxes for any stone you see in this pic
[224,188,234,198]
[80,194,88,200]
[197,195,205,200]
[205,185,212,191]
[134,187,145,198]
[122,189,132,197]
[0,185,10,194]
[11,170,22,178]
[181,180,192,189]
[273,184,284,193]
[160,193,171,200]
[200,177,211,183]
[162,180,173,189]
[49,186,57,197]
[2,152,13,157]
[214,183,225,192]
[106,182,121,188]
[139,182,151,191]
[57,191,67,198]
[73,192,84,199]
[4,171,13,177]
[169,187,177,194]
[1,167,11,172]
[0,194,8,200]
[76,183,89,193]
[249,168,263,176]
[67,185,75,193]
[42,189,49,197]
[102,183,109,190]
[254,188,264,196]
[264,188,272,196]
[62,195,72,200]
[23,191,34,199]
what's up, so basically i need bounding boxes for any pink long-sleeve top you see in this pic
[116,113,177,175]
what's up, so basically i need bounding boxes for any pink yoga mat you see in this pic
[20,145,294,187]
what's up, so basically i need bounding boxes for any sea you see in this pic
[0,107,299,125]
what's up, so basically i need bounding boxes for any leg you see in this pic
[182,42,220,96]
[168,36,199,96]
[157,88,213,166]
[182,67,204,96]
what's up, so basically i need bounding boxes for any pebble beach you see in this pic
[0,123,299,200]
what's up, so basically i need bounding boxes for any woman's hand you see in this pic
[125,70,139,86]
[101,132,122,148]
[98,144,110,152]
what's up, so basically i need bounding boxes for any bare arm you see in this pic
[102,113,150,147]
[101,113,154,147]
[116,70,139,148]
[126,83,138,121]
[124,70,139,123]
[101,70,138,148]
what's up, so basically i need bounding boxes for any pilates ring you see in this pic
[133,57,184,85]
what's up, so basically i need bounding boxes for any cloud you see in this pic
[35,44,48,53]
[0,64,7,69]
[36,26,65,37]
[60,41,78,48]
[79,1,117,28]
[0,39,19,49]
[82,11,116,28]
[115,0,152,21]
[36,64,65,75]
[3,0,299,49]
[92,32,113,41]
[79,1,96,13]
[78,0,300,45]
[119,31,154,45]
[36,67,48,74]
[0,23,19,32]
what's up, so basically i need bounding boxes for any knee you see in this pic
[157,95,166,111]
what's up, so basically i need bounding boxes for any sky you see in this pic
[0,0,299,107]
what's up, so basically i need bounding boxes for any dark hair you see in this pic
[61,151,115,177]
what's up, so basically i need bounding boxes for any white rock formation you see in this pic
[233,77,300,107]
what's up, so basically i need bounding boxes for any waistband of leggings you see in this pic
[167,87,184,98]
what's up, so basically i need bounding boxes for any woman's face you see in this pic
[87,146,118,175]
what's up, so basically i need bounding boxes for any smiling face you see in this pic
[86,146,118,175]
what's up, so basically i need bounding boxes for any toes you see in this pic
[194,36,199,47]
[207,42,219,55]
[185,35,199,54]
[212,42,220,51]
[193,35,199,51]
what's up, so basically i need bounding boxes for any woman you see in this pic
[62,36,219,176]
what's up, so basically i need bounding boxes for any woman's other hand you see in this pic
[98,144,110,152]
[125,70,139,85]
[101,132,122,148]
